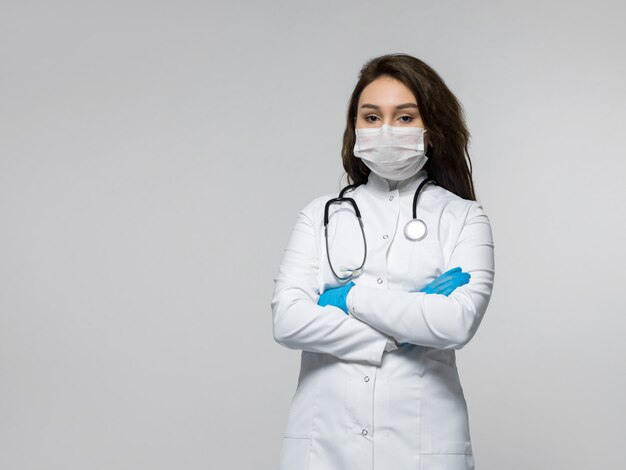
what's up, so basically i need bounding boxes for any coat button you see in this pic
[362,429,368,435]
[382,234,388,239]
[364,376,370,382]
[377,278,383,284]
[389,195,394,201]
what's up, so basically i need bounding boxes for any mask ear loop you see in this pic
[353,116,360,155]
[354,129,361,154]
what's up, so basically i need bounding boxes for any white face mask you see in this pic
[353,124,428,181]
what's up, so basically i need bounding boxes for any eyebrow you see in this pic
[359,103,419,110]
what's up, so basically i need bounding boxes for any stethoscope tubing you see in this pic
[324,177,438,281]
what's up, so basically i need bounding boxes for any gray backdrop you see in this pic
[1,1,624,469]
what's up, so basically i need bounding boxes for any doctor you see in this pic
[271,53,495,470]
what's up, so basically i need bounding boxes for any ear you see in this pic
[424,129,432,147]
[426,143,434,158]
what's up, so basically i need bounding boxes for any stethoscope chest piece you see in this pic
[404,218,428,241]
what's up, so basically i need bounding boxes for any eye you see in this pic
[398,115,414,123]
[364,115,379,123]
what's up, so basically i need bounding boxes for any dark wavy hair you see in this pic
[341,53,476,201]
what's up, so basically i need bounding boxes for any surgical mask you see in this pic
[353,124,428,181]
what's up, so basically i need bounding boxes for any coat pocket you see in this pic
[420,451,475,469]
[283,385,315,438]
[277,437,312,470]
[283,353,324,438]
[406,239,445,292]
[420,349,474,455]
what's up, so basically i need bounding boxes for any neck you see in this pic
[363,168,429,200]
[385,177,400,190]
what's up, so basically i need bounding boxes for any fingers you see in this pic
[442,266,463,276]
[425,267,462,289]
[420,285,434,294]
[434,273,471,296]
[431,267,462,287]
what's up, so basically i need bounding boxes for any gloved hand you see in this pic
[420,266,470,296]
[398,267,471,347]
[317,281,355,315]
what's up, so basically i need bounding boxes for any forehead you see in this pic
[358,76,417,107]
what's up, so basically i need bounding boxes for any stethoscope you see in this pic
[323,177,438,281]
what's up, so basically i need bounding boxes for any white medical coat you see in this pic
[271,168,495,470]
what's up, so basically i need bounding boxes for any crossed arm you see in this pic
[347,202,495,349]
[271,201,495,365]
[271,205,393,366]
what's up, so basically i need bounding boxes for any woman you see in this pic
[271,53,495,470]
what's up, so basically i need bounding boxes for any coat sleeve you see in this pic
[346,201,495,349]
[271,201,395,365]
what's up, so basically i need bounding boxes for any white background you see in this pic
[1,1,624,468]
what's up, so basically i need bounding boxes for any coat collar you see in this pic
[361,168,429,199]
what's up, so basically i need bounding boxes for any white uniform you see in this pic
[271,168,495,470]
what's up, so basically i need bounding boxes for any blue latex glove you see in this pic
[420,266,471,296]
[317,281,355,315]
[398,267,471,347]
